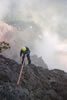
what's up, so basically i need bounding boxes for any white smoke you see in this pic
[0,0,67,71]
[0,0,10,20]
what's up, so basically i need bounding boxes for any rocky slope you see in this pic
[0,55,67,100]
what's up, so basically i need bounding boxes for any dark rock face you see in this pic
[0,55,67,100]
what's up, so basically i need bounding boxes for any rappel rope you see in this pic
[17,55,26,85]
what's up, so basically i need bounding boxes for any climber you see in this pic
[17,46,31,85]
[20,46,31,65]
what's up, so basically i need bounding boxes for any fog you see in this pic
[0,0,67,71]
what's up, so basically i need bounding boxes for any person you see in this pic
[20,46,31,65]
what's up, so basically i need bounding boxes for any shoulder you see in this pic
[25,46,30,51]
[25,46,29,49]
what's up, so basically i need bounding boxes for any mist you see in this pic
[0,0,67,72]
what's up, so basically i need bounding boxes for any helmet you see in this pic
[22,46,26,52]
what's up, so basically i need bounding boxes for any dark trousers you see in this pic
[22,54,31,64]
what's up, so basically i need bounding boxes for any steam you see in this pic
[0,0,67,71]
[0,0,10,20]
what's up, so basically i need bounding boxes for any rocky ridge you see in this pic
[0,55,67,100]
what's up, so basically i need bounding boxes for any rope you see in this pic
[17,55,26,85]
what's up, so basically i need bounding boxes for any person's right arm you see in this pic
[20,50,23,56]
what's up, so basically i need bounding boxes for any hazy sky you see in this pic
[0,0,67,71]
